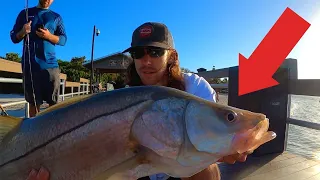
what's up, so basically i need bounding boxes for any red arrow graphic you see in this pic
[239,7,310,96]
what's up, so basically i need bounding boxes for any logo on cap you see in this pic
[139,25,152,38]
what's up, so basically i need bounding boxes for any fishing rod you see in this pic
[24,0,38,115]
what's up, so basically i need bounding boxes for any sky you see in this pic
[1,0,320,79]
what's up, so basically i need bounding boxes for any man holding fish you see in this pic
[24,22,251,180]
[123,22,249,180]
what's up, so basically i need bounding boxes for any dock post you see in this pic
[227,66,290,156]
[71,86,74,97]
[25,103,29,118]
[62,79,65,101]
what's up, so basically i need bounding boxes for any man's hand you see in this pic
[36,28,60,44]
[26,167,50,180]
[36,28,52,40]
[217,153,248,164]
[23,21,32,35]
[16,21,32,41]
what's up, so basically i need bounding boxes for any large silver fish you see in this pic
[0,86,276,180]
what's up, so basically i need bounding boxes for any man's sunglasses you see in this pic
[129,47,167,59]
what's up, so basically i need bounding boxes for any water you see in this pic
[218,94,320,161]
[287,95,320,161]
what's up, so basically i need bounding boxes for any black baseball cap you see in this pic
[122,22,174,53]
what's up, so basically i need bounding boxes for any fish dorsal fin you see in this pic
[0,115,23,143]
[38,94,94,116]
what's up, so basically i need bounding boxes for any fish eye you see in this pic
[225,111,237,122]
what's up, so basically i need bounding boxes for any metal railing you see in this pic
[210,79,320,154]
[0,77,23,83]
[287,117,320,131]
[210,82,320,132]
[210,83,228,89]
[0,77,90,118]
[1,100,29,117]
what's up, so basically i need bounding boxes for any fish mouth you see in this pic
[232,118,277,154]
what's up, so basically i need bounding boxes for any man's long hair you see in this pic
[125,49,186,91]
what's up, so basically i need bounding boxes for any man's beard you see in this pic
[39,0,49,8]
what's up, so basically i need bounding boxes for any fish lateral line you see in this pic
[0,100,149,168]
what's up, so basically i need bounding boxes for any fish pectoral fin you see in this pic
[0,115,24,143]
[93,153,147,180]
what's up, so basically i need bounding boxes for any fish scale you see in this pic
[0,100,153,180]
[0,86,276,180]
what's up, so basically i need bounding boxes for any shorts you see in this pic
[23,68,60,106]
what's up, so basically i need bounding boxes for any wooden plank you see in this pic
[65,81,80,87]
[0,59,68,82]
[59,73,67,80]
[282,150,298,158]
[246,156,307,177]
[307,172,320,180]
[0,58,22,73]
[242,159,319,180]
[268,153,292,162]
[275,164,320,180]
[217,151,320,180]
[289,79,320,96]
[80,78,89,83]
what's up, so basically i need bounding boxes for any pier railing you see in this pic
[209,81,320,131]
[0,76,90,118]
[210,81,320,131]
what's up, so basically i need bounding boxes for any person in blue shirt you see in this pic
[10,0,67,117]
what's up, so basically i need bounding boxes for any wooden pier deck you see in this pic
[218,151,320,180]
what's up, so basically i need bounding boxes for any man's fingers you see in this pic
[26,169,37,180]
[37,167,49,180]
[28,20,32,25]
[243,150,253,155]
[38,28,45,33]
[238,154,247,162]
[223,156,237,164]
[218,153,249,164]
[36,31,44,35]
